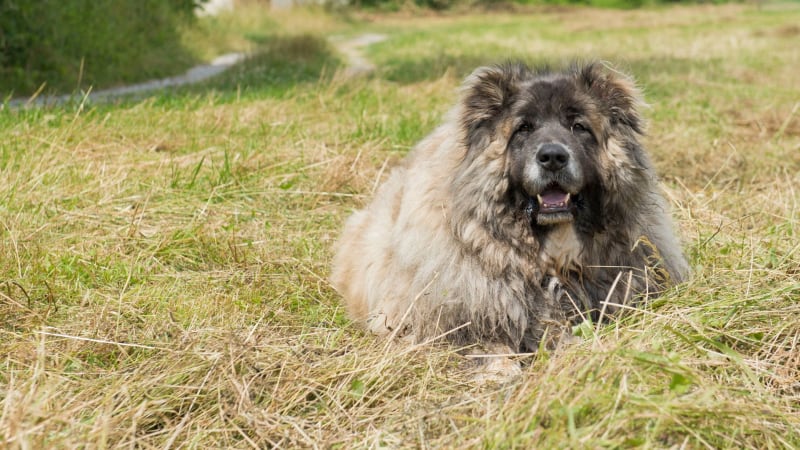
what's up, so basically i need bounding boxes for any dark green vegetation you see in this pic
[0,0,199,96]
[1,3,799,448]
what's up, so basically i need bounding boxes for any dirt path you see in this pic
[6,33,386,109]
[330,33,388,77]
[6,52,245,108]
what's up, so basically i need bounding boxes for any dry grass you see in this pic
[1,3,799,448]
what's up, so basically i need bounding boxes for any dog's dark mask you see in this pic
[459,62,645,232]
[507,87,600,227]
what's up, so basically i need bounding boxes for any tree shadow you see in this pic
[371,49,725,90]
[174,33,342,101]
[374,52,492,84]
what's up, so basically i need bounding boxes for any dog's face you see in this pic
[507,77,601,226]
[459,62,648,231]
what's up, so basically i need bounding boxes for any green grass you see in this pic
[1,3,799,448]
[0,0,200,97]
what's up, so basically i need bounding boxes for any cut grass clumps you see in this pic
[1,3,799,448]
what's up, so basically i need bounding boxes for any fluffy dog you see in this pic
[332,61,689,354]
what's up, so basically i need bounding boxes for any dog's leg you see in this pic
[536,276,576,349]
[466,344,522,384]
[467,342,523,384]
[544,276,584,349]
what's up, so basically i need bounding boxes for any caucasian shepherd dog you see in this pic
[332,61,689,356]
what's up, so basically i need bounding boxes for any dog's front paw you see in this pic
[544,276,565,301]
[466,343,522,385]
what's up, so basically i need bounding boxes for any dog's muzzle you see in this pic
[525,143,579,226]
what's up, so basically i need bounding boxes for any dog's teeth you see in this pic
[536,194,543,205]
[565,193,571,203]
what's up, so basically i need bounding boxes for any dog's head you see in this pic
[459,61,651,231]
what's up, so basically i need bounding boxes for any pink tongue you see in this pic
[541,189,568,205]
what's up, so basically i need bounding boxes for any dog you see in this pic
[332,61,689,356]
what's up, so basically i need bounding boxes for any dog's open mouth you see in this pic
[528,184,575,226]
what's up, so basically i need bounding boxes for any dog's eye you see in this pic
[571,122,589,134]
[516,122,534,134]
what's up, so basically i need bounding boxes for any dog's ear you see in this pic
[460,62,529,151]
[578,62,644,135]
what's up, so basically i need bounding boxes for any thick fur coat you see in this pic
[332,62,689,353]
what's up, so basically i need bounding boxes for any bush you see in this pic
[0,0,203,96]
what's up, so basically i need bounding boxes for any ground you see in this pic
[0,3,799,448]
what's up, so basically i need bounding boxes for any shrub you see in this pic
[0,0,203,96]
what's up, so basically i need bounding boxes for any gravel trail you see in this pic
[6,33,386,109]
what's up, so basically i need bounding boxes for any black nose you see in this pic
[537,144,570,171]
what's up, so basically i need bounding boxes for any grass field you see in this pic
[2,3,799,448]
